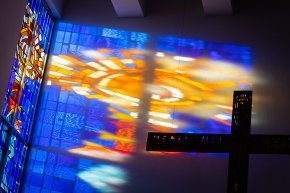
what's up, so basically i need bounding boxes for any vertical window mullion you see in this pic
[0,0,55,192]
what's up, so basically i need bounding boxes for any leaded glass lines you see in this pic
[0,0,54,192]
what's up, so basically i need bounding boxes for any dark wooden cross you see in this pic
[146,91,290,193]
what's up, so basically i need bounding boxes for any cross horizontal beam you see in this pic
[146,91,290,193]
[146,132,290,154]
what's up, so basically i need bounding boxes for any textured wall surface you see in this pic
[61,1,290,192]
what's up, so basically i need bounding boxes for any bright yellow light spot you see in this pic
[156,52,165,57]
[89,71,108,79]
[99,60,122,70]
[148,118,178,129]
[214,114,231,121]
[175,75,212,91]
[216,104,232,110]
[51,62,73,71]
[121,59,134,64]
[86,62,108,71]
[173,56,195,62]
[52,56,71,65]
[149,111,171,119]
[49,71,67,77]
[82,50,104,59]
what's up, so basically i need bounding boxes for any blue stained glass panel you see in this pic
[0,0,54,192]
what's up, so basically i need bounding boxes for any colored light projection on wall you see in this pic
[22,22,252,193]
[41,22,148,158]
[148,37,252,134]
[22,23,149,193]
[0,1,54,193]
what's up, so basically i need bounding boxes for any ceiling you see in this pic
[47,0,288,19]
[110,0,233,17]
[46,0,236,19]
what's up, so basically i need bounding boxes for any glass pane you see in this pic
[1,0,54,138]
[0,0,54,192]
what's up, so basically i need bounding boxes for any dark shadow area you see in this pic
[232,0,290,14]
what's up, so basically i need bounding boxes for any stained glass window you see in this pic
[0,0,54,192]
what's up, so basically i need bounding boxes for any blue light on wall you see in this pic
[21,22,252,193]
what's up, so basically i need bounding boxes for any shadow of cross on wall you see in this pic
[146,91,290,193]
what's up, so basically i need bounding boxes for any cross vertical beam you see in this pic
[146,91,253,193]
[146,91,290,193]
[231,91,252,136]
[228,91,252,193]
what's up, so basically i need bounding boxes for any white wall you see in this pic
[61,0,290,193]
[62,0,290,134]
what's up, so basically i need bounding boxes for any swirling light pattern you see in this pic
[21,23,252,193]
